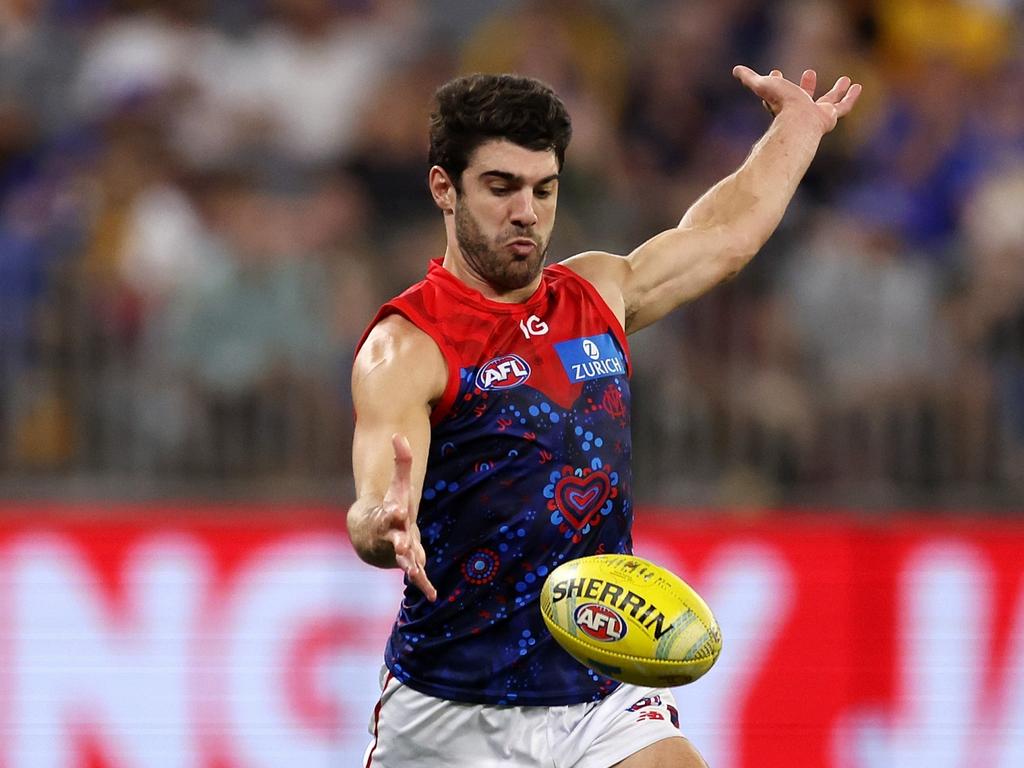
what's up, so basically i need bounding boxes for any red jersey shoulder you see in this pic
[361,264,627,364]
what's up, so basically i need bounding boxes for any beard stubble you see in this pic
[454,201,547,292]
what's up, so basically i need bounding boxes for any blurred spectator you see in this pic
[156,171,357,476]
[950,163,1024,485]
[0,0,83,144]
[222,0,426,165]
[845,54,981,254]
[75,1,200,112]
[0,191,63,467]
[778,200,954,487]
[876,0,1013,76]
[346,50,454,233]
[75,116,165,346]
[960,53,1024,180]
[461,0,628,121]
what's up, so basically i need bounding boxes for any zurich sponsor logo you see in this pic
[555,334,626,383]
[475,354,532,390]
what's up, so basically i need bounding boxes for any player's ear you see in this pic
[428,166,457,215]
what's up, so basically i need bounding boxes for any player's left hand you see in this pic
[732,66,862,135]
[380,433,437,602]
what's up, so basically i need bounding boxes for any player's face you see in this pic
[454,140,559,291]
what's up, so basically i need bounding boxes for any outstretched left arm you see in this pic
[566,67,861,334]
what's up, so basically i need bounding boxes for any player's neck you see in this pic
[441,249,542,304]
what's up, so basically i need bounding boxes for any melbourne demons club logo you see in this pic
[475,354,532,390]
[573,602,627,642]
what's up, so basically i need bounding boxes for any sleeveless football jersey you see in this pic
[358,258,634,706]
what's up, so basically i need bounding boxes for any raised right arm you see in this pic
[347,313,447,602]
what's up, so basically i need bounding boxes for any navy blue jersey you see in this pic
[358,259,634,705]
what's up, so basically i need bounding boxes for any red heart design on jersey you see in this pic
[555,472,611,530]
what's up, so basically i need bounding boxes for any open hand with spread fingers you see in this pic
[379,433,437,602]
[733,65,862,134]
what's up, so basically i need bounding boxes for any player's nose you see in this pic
[510,190,539,228]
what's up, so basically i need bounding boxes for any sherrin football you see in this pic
[540,553,722,687]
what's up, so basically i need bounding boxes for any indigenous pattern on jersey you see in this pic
[358,259,633,706]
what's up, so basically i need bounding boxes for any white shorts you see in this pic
[363,667,685,768]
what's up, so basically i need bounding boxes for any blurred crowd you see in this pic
[1,0,1023,508]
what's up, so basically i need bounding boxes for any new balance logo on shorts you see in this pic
[627,694,680,729]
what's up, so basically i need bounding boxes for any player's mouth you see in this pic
[507,238,538,257]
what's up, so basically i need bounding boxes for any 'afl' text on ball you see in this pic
[549,576,674,640]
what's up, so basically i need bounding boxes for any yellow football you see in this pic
[540,553,722,687]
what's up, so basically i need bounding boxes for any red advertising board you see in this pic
[0,505,1020,767]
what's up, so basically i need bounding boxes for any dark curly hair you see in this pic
[428,73,573,190]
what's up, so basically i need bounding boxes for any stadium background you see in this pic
[1,0,1022,766]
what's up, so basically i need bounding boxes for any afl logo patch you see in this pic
[476,354,532,390]
[573,602,627,642]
